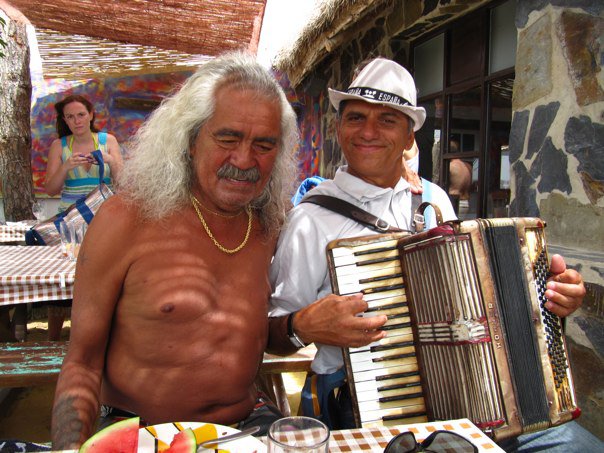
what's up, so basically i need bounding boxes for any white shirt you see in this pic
[269,167,456,374]
[406,153,419,173]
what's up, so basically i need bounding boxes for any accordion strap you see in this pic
[414,201,444,231]
[301,194,405,233]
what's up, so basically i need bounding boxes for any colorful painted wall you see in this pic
[31,68,323,196]
[30,71,192,195]
[273,69,323,182]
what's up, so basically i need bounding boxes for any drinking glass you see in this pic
[58,220,74,259]
[73,222,87,259]
[32,201,44,221]
[268,417,329,453]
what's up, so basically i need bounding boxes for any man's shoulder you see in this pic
[95,195,140,228]
[422,179,449,199]
[421,179,457,221]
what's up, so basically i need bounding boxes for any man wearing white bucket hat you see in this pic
[267,58,588,444]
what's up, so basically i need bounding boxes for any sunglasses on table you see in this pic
[384,430,479,453]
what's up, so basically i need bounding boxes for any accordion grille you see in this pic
[400,235,505,428]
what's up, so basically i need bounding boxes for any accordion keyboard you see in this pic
[328,234,428,427]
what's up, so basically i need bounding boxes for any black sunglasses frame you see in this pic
[384,429,479,453]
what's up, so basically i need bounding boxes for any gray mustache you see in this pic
[217,164,260,183]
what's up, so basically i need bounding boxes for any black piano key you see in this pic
[356,256,400,267]
[382,411,427,422]
[375,371,420,381]
[379,392,424,403]
[381,321,412,331]
[359,272,403,284]
[372,352,416,363]
[365,302,408,313]
[378,381,423,392]
[363,283,405,295]
[370,341,415,353]
[354,245,398,256]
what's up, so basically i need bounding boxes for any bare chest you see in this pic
[119,227,274,325]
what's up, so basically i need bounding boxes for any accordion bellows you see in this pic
[327,217,579,440]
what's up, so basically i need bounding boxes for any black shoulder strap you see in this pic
[410,192,423,232]
[301,194,404,233]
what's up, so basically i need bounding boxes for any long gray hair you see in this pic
[118,51,299,236]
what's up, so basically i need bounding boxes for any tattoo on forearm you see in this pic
[52,395,85,449]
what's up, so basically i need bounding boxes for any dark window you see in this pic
[411,0,516,219]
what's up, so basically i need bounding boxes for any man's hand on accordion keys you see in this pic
[295,293,388,348]
[545,254,586,318]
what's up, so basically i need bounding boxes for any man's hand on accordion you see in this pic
[545,254,586,318]
[295,293,388,348]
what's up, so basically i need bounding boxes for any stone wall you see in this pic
[509,3,603,283]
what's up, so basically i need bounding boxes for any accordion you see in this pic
[326,217,579,440]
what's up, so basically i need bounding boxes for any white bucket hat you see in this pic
[328,58,426,131]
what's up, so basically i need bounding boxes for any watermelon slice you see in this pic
[165,428,197,453]
[79,416,140,453]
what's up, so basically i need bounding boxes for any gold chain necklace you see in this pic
[190,194,252,254]
[191,194,243,219]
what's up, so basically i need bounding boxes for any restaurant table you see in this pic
[0,245,75,306]
[262,418,504,452]
[0,221,34,244]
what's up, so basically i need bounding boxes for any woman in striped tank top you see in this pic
[45,94,123,213]
[43,94,123,340]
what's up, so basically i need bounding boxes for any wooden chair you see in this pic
[257,345,315,416]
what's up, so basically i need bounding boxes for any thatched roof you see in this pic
[33,28,211,79]
[4,0,267,78]
[274,0,394,86]
[273,0,490,86]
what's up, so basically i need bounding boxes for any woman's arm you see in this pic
[103,134,124,181]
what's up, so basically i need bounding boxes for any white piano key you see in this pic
[348,344,416,365]
[329,238,400,257]
[352,363,419,383]
[337,276,404,295]
[330,247,400,267]
[361,413,429,428]
[358,395,425,413]
[349,330,415,354]
[359,401,427,424]
[334,260,401,279]
[362,287,406,301]
[353,373,423,395]
[365,294,407,310]
[356,383,423,403]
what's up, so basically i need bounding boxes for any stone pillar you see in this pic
[510,3,604,439]
[509,3,603,281]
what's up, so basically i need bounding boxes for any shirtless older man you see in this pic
[51,52,298,450]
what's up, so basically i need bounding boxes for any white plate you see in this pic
[138,421,267,452]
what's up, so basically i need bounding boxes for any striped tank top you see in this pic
[59,132,112,213]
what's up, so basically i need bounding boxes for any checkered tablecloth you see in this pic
[0,222,33,243]
[264,419,504,452]
[0,245,75,306]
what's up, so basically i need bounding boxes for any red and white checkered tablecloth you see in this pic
[263,419,504,452]
[0,245,75,306]
[0,222,33,243]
